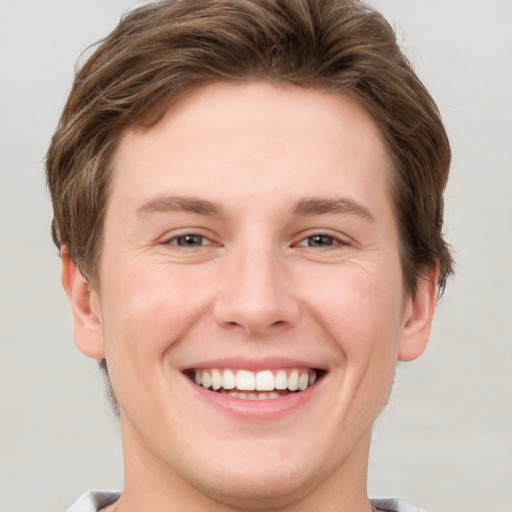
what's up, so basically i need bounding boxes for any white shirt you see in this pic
[65,491,427,512]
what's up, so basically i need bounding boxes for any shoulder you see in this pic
[371,498,427,512]
[65,491,121,512]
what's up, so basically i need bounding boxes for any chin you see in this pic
[191,467,318,509]
[177,439,339,509]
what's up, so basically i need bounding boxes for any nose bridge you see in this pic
[214,237,298,334]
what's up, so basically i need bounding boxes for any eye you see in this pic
[304,234,336,247]
[296,233,346,248]
[168,234,210,247]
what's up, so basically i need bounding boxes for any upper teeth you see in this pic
[193,368,317,392]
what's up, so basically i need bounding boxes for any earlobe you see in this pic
[398,267,439,361]
[61,247,105,359]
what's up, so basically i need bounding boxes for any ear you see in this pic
[61,247,105,359]
[398,267,439,361]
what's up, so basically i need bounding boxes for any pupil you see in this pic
[309,235,333,247]
[177,234,202,246]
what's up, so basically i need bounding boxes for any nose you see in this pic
[213,244,300,336]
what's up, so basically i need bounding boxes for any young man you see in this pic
[46,1,452,511]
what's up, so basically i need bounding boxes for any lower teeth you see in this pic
[219,389,293,400]
[222,391,282,400]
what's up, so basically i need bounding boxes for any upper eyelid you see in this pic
[160,229,219,245]
[157,227,351,246]
[293,229,351,245]
[295,236,349,248]
[168,234,209,244]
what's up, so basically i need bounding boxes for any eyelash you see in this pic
[164,233,215,248]
[163,231,349,249]
[295,233,349,249]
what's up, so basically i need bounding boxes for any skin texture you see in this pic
[62,82,437,512]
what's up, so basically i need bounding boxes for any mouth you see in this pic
[185,368,324,400]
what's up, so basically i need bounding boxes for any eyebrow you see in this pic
[135,195,374,221]
[136,196,224,217]
[292,197,375,221]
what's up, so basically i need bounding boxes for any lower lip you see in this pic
[185,375,322,421]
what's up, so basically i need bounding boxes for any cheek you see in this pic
[315,268,403,420]
[304,261,405,360]
[97,277,188,416]
[98,262,218,364]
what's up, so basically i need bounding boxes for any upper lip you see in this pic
[180,357,328,372]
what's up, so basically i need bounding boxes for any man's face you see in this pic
[69,82,434,508]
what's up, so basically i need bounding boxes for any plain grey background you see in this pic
[1,1,511,511]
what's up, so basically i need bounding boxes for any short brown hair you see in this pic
[46,0,453,295]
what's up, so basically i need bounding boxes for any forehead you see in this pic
[110,81,393,214]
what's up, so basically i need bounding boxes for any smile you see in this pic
[188,368,321,400]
